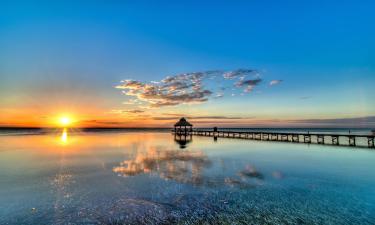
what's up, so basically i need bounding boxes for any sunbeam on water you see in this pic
[0,130,374,225]
[60,128,68,144]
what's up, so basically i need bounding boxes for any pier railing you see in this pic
[173,129,375,148]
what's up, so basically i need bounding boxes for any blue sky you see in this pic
[0,0,374,127]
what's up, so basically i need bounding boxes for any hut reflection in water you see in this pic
[174,133,193,149]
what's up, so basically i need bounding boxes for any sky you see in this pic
[0,0,374,128]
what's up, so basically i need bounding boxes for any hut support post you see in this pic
[368,137,374,148]
[349,136,356,146]
[332,136,339,145]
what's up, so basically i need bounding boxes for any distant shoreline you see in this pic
[0,127,373,130]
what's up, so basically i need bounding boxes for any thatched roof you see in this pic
[174,117,192,127]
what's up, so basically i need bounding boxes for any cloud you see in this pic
[110,109,144,114]
[153,115,251,120]
[223,69,258,79]
[269,80,282,86]
[161,113,185,117]
[123,99,142,105]
[116,69,277,108]
[124,110,144,113]
[215,93,224,98]
[116,72,214,108]
[235,78,262,92]
[80,120,127,125]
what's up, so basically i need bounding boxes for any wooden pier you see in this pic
[174,129,375,148]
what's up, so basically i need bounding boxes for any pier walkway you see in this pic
[174,129,375,148]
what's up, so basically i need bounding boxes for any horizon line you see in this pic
[0,126,373,130]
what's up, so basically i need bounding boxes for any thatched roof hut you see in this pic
[174,117,193,134]
[174,117,192,127]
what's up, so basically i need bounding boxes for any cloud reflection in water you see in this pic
[113,147,266,188]
[113,148,211,185]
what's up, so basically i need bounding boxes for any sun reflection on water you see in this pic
[60,128,68,145]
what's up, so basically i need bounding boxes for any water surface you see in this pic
[0,130,374,224]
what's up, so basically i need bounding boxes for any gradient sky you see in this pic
[1,0,374,127]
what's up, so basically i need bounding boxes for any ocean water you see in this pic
[0,129,374,224]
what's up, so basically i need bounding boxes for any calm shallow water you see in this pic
[0,130,374,224]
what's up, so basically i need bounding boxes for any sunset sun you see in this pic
[59,116,72,127]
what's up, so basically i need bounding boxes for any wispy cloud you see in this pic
[269,80,282,86]
[110,109,145,114]
[122,99,142,105]
[124,109,144,113]
[153,115,250,120]
[235,78,262,92]
[116,69,275,108]
[80,120,127,125]
[223,69,258,79]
